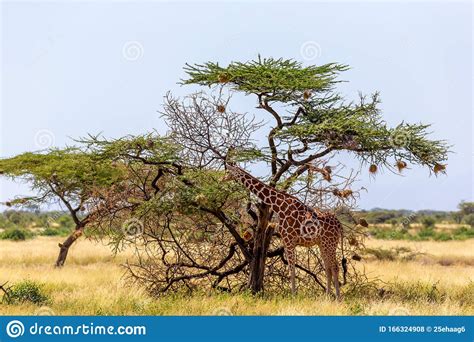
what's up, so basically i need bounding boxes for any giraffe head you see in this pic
[223,162,240,181]
[223,146,238,181]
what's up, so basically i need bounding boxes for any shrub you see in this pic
[433,232,452,241]
[417,227,435,239]
[452,226,474,240]
[364,247,397,261]
[388,218,398,226]
[41,226,71,237]
[41,227,61,236]
[0,228,34,241]
[369,226,409,240]
[388,281,445,303]
[421,216,436,228]
[363,246,418,261]
[7,280,49,305]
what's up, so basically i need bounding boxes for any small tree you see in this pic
[0,148,124,266]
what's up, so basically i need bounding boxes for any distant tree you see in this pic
[388,218,398,226]
[458,201,474,216]
[421,216,436,229]
[463,214,474,228]
[451,201,474,224]
[451,211,463,224]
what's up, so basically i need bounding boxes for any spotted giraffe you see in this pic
[225,162,345,299]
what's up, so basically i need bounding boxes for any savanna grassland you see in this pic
[1,229,473,316]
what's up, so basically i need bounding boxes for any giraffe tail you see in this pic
[341,256,348,285]
[340,226,348,285]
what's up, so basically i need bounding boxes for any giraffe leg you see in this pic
[325,266,332,297]
[285,247,296,295]
[332,263,341,301]
[321,246,335,298]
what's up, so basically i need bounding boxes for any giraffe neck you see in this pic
[228,165,295,216]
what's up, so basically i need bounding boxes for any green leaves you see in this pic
[183,56,448,174]
[78,133,180,166]
[173,169,246,213]
[183,56,348,104]
[0,148,124,190]
[275,92,448,170]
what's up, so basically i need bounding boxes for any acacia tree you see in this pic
[85,57,448,296]
[0,148,125,266]
[164,57,448,293]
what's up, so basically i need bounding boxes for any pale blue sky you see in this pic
[1,1,472,211]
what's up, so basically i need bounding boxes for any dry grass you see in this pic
[365,239,473,258]
[365,239,474,267]
[0,236,473,315]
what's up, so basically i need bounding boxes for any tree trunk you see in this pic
[55,226,84,267]
[248,204,274,294]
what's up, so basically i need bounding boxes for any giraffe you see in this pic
[224,162,345,299]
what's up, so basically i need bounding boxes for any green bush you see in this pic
[417,227,435,239]
[388,281,445,303]
[0,228,34,241]
[41,226,71,237]
[369,226,410,240]
[41,227,61,236]
[421,216,436,228]
[451,226,474,240]
[433,232,452,241]
[7,280,49,305]
[388,218,398,226]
